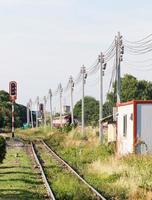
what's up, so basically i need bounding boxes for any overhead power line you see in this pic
[124,33,152,44]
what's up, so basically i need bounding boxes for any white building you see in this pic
[117,100,152,155]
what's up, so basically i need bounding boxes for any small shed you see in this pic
[117,100,152,155]
[100,115,116,143]
[108,123,116,143]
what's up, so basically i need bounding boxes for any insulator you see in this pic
[121,46,124,53]
[119,39,123,46]
[81,66,86,74]
[103,63,107,70]
[121,50,124,54]
[102,58,105,64]
[102,71,104,76]
[98,55,101,62]
[120,55,123,62]
[84,73,87,79]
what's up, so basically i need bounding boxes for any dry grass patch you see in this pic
[87,155,152,199]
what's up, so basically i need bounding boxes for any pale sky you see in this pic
[1,0,152,111]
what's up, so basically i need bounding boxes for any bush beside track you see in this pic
[0,136,6,163]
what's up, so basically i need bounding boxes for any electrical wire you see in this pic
[124,60,152,68]
[86,62,99,76]
[63,80,70,93]
[124,34,152,55]
[125,47,152,55]
[108,58,116,94]
[104,39,115,55]
[123,57,152,63]
[124,33,152,44]
[124,62,152,71]
[74,72,82,86]
[86,58,99,71]
[125,44,152,52]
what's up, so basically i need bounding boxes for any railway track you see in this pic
[36,140,106,200]
[31,142,56,200]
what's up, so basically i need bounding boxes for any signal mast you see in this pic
[9,81,17,138]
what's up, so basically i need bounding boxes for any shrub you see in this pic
[0,136,6,163]
[62,124,73,133]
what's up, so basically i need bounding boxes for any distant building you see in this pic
[53,115,71,128]
[63,105,70,113]
[117,100,152,155]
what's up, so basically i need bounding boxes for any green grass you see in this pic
[35,142,97,200]
[0,142,46,200]
[15,126,52,141]
[44,131,152,200]
[16,127,152,199]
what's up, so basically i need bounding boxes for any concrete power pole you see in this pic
[29,99,34,128]
[81,66,86,136]
[59,84,63,127]
[44,96,47,127]
[27,102,30,125]
[36,96,39,128]
[115,32,124,103]
[116,32,121,103]
[69,76,74,125]
[49,89,53,129]
[99,53,106,143]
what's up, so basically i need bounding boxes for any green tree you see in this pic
[73,96,99,125]
[121,74,138,102]
[104,74,152,117]
[136,80,152,100]
[103,101,113,117]
[0,90,27,130]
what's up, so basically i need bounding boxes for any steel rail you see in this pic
[31,142,56,200]
[42,140,106,200]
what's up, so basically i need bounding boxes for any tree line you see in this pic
[1,74,152,129]
[73,74,152,125]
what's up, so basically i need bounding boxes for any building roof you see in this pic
[99,115,113,123]
[117,100,152,107]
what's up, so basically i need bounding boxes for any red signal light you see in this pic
[9,81,17,101]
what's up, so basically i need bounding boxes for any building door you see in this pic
[137,104,152,154]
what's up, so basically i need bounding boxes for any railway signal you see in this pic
[9,81,17,101]
[9,81,17,138]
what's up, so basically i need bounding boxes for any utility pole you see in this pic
[69,76,74,125]
[59,84,63,127]
[27,102,30,125]
[49,89,53,129]
[99,53,106,143]
[29,99,34,128]
[116,32,124,103]
[36,96,39,128]
[44,96,47,127]
[81,66,87,136]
